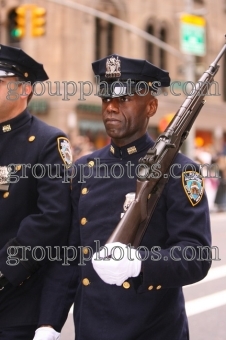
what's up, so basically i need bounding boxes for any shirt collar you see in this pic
[109,133,154,158]
[0,110,31,134]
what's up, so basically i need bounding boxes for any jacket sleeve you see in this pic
[0,132,72,285]
[36,162,82,331]
[137,162,212,292]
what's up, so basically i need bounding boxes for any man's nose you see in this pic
[106,98,119,113]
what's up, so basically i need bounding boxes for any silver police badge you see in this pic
[0,166,11,191]
[121,192,136,218]
[105,56,121,78]
[182,171,204,206]
[57,137,73,168]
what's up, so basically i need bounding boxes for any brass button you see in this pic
[148,285,154,291]
[83,247,89,255]
[156,285,162,290]
[88,161,94,167]
[122,281,130,289]
[82,278,90,286]
[3,192,9,198]
[28,136,35,142]
[16,165,22,171]
[81,217,87,225]
[81,188,88,195]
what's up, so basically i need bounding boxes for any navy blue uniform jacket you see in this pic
[38,133,211,340]
[0,110,71,327]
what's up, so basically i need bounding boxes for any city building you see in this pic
[0,0,226,156]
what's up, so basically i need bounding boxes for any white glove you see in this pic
[33,327,60,340]
[92,242,141,286]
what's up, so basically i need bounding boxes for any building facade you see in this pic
[0,0,226,155]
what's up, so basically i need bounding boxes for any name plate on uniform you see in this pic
[0,166,11,192]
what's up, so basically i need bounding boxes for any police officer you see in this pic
[0,44,72,339]
[34,55,211,340]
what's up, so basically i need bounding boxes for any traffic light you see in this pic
[31,7,46,37]
[8,7,26,42]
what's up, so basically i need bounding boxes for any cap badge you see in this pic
[105,56,121,78]
[182,171,204,206]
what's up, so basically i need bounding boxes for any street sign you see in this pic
[180,14,206,56]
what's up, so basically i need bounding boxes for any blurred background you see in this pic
[0,1,225,338]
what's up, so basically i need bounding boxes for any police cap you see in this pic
[92,54,170,98]
[0,44,48,84]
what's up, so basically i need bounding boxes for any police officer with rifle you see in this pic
[33,40,225,340]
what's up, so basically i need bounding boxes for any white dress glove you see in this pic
[92,242,141,286]
[33,327,61,340]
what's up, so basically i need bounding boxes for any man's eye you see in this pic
[120,96,129,102]
[102,98,111,103]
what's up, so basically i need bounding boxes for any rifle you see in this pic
[106,39,226,248]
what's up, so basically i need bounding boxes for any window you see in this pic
[146,24,154,63]
[95,18,114,60]
[146,21,168,69]
[95,1,119,60]
[159,27,167,69]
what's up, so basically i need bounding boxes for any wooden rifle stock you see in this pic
[106,39,226,247]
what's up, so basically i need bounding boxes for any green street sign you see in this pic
[180,14,206,56]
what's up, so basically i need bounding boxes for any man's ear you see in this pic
[20,82,32,99]
[147,97,158,118]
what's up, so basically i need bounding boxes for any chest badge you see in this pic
[57,137,73,168]
[0,166,11,191]
[121,192,136,218]
[182,171,204,206]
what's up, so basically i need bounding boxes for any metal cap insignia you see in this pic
[105,56,121,78]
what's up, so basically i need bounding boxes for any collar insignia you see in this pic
[2,124,11,133]
[182,171,204,206]
[127,146,137,155]
[110,145,115,154]
[105,56,121,78]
